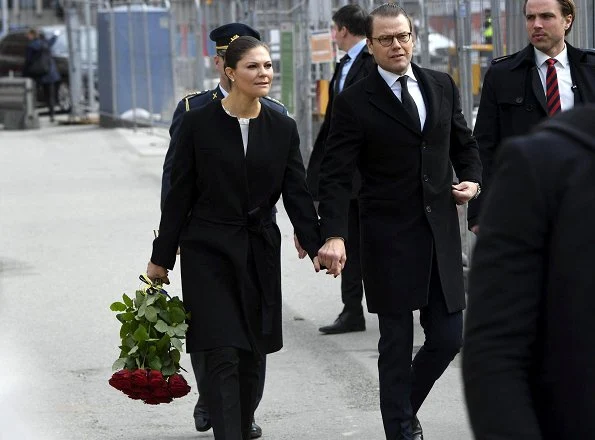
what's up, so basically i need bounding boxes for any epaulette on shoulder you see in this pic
[263,95,285,107]
[183,90,209,111]
[491,54,513,65]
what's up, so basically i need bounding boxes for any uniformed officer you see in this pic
[160,22,287,439]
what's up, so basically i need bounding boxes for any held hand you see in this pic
[470,225,480,235]
[312,256,321,272]
[317,238,347,278]
[452,181,480,205]
[146,261,170,285]
[294,233,307,259]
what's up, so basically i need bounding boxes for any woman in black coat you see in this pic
[147,37,322,439]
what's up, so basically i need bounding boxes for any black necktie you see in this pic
[335,53,351,94]
[398,75,421,131]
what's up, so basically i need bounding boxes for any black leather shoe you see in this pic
[193,401,211,432]
[319,310,365,334]
[250,420,262,438]
[412,416,424,440]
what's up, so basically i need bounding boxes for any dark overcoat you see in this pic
[152,100,320,355]
[464,106,595,439]
[161,85,287,207]
[467,43,595,228]
[306,46,375,199]
[318,65,482,314]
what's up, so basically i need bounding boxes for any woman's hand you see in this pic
[146,261,170,285]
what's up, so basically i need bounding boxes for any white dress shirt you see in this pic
[377,64,427,130]
[337,39,367,93]
[534,46,574,112]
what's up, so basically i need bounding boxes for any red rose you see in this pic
[148,370,168,391]
[144,396,173,405]
[109,370,133,393]
[168,374,191,398]
[130,369,149,391]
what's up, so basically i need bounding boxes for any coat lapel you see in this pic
[344,47,370,88]
[366,69,420,135]
[531,65,547,113]
[412,64,441,135]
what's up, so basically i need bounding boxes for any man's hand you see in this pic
[293,233,307,259]
[470,225,480,235]
[452,181,480,205]
[146,261,170,285]
[317,238,347,278]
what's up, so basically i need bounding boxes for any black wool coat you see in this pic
[152,101,320,355]
[306,46,375,199]
[464,106,595,440]
[318,66,482,314]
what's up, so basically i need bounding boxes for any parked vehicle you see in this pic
[0,24,97,112]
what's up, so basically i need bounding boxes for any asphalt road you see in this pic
[0,118,473,440]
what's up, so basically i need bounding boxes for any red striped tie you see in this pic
[546,58,561,116]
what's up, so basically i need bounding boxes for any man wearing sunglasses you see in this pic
[160,23,287,439]
[316,4,481,439]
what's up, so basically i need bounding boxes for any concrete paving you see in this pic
[0,116,474,439]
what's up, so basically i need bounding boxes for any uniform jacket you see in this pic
[317,66,482,314]
[467,43,595,228]
[306,46,375,199]
[152,100,320,354]
[464,106,595,439]
[161,85,287,207]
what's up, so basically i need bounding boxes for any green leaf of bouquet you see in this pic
[170,337,183,352]
[133,325,149,342]
[134,290,145,308]
[112,358,126,371]
[122,293,133,308]
[110,302,127,312]
[119,312,135,322]
[156,334,170,352]
[154,320,169,334]
[125,357,136,369]
[145,306,158,323]
[148,356,162,371]
[158,310,172,324]
[173,325,187,337]
[146,294,158,306]
[119,323,131,339]
[168,307,186,324]
[124,335,136,348]
[162,363,176,376]
[138,301,147,318]
[128,345,139,355]
[170,348,181,363]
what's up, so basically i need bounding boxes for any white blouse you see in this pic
[222,104,252,155]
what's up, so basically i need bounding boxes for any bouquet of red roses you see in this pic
[108,275,192,404]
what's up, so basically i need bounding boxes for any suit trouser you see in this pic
[41,82,55,120]
[341,199,364,311]
[201,346,261,440]
[377,255,463,440]
[191,351,266,415]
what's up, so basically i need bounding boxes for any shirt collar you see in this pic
[218,84,229,98]
[534,44,569,68]
[377,64,417,88]
[346,39,367,61]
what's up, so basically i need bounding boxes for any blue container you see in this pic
[97,5,175,127]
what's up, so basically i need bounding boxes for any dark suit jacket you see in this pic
[306,45,375,199]
[463,106,595,439]
[468,43,595,228]
[161,85,287,207]
[152,100,320,355]
[318,66,482,314]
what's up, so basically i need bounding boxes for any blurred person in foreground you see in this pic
[467,0,595,233]
[463,105,595,439]
[23,28,61,122]
[160,23,287,438]
[148,36,324,439]
[316,3,482,439]
[307,3,375,335]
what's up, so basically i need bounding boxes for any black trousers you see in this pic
[377,255,463,440]
[42,82,55,120]
[201,347,261,440]
[191,351,266,415]
[341,199,364,311]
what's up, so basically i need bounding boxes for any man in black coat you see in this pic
[307,4,375,335]
[160,23,285,439]
[467,0,595,233]
[463,105,595,440]
[316,4,481,439]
